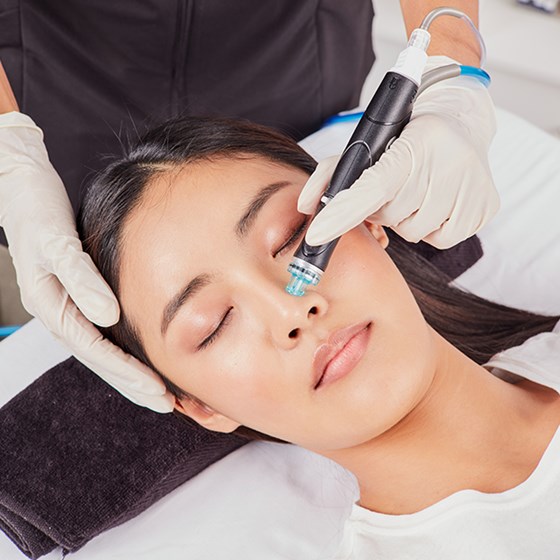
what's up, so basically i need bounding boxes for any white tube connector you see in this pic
[408,28,431,51]
[389,29,431,86]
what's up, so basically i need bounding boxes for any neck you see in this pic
[320,329,551,515]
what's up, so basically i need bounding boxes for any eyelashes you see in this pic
[197,218,308,351]
[198,306,233,350]
[272,217,309,258]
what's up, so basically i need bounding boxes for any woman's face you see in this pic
[119,156,437,453]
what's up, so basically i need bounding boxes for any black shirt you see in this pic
[0,0,482,278]
[0,0,374,216]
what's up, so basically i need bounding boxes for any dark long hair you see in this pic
[78,116,558,443]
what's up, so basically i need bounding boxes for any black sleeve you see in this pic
[0,0,374,223]
[0,0,481,280]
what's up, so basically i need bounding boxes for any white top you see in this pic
[334,321,560,559]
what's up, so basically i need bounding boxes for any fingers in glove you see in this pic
[423,186,500,249]
[35,275,174,412]
[393,203,452,245]
[76,341,175,413]
[297,155,339,214]
[304,183,391,245]
[43,235,120,327]
[422,218,473,250]
[390,163,464,244]
[305,140,413,246]
[370,180,426,228]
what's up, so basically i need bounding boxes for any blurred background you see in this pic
[364,0,560,138]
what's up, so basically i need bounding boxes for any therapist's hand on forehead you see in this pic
[0,0,497,413]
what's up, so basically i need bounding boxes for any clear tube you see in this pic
[419,7,487,66]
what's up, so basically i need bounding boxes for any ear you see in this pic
[173,395,241,434]
[365,222,389,249]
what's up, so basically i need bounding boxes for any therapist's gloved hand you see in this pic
[0,112,174,413]
[298,56,499,249]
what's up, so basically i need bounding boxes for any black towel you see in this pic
[0,357,246,559]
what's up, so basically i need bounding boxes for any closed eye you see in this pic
[196,218,308,349]
[198,307,233,350]
[273,217,309,258]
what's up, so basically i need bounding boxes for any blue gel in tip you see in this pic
[286,275,311,297]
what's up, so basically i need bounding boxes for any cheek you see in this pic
[329,226,387,275]
[326,226,410,309]
[160,326,288,423]
[362,320,435,426]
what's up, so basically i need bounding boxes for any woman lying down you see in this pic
[78,117,560,559]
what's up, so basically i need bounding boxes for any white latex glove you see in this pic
[0,111,174,413]
[298,56,500,249]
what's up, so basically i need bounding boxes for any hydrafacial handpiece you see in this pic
[286,7,487,297]
[285,30,427,297]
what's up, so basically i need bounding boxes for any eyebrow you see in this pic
[161,274,212,336]
[160,181,292,336]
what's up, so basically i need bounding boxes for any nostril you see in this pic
[288,328,300,339]
[308,306,318,316]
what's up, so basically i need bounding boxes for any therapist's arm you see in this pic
[399,0,481,66]
[0,63,19,112]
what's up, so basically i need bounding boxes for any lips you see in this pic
[312,321,372,390]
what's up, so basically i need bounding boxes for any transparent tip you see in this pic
[286,274,312,297]
[285,261,322,297]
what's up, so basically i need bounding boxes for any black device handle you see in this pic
[294,71,418,270]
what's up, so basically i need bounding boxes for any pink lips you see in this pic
[312,321,372,390]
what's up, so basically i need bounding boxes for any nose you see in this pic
[257,280,328,349]
[234,261,329,348]
[284,291,326,342]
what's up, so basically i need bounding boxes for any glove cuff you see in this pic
[0,111,43,135]
[424,55,462,72]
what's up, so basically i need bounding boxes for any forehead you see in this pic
[122,155,308,252]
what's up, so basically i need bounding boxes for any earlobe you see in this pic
[365,222,389,249]
[174,395,241,434]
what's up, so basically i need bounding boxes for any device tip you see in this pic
[285,275,309,297]
[285,260,322,296]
